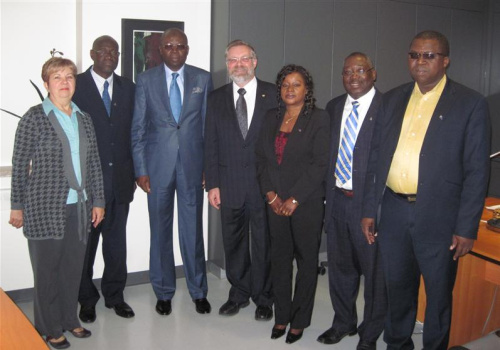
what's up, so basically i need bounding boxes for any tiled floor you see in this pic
[16,270,499,350]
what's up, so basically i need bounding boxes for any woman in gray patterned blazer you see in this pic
[9,57,105,349]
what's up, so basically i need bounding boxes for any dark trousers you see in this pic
[220,201,272,306]
[79,196,129,307]
[267,198,324,329]
[378,189,458,350]
[326,191,386,342]
[28,204,86,338]
[148,155,207,300]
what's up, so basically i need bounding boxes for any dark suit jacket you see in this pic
[204,79,277,208]
[363,78,490,242]
[73,67,136,204]
[256,107,330,204]
[131,64,213,187]
[325,90,382,229]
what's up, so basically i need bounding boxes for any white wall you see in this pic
[0,0,211,291]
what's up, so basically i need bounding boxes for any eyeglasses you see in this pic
[226,56,254,65]
[163,43,188,51]
[408,52,446,60]
[342,67,374,77]
[94,50,120,58]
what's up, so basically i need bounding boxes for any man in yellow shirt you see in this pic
[361,31,490,350]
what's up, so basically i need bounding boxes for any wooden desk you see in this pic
[0,288,48,349]
[417,197,500,348]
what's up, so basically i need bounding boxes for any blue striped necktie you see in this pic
[102,80,111,116]
[170,72,182,122]
[335,101,360,184]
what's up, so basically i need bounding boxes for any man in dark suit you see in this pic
[361,31,490,350]
[204,40,276,319]
[131,28,213,316]
[318,53,386,350]
[73,35,136,322]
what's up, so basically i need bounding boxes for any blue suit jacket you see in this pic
[131,64,213,187]
[324,90,382,229]
[362,78,490,242]
[204,79,277,208]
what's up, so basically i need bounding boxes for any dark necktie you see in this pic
[170,73,182,122]
[236,88,248,139]
[335,101,360,184]
[102,80,111,116]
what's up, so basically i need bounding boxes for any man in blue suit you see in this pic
[318,52,386,350]
[361,31,490,350]
[73,35,136,323]
[131,28,213,316]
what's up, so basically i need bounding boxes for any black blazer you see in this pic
[256,107,330,204]
[325,90,382,229]
[363,78,490,242]
[73,67,136,204]
[204,79,277,208]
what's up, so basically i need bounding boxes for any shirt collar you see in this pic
[164,64,185,79]
[232,76,257,92]
[413,74,447,97]
[347,86,376,105]
[91,66,114,86]
[42,97,81,116]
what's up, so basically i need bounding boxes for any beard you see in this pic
[229,65,255,85]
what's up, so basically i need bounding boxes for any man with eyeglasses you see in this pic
[317,52,386,350]
[204,40,276,319]
[131,28,213,316]
[361,30,490,350]
[73,35,136,322]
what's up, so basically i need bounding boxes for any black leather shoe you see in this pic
[105,301,135,318]
[46,336,70,349]
[255,305,273,321]
[286,330,303,344]
[67,327,92,338]
[194,298,211,314]
[156,300,172,315]
[357,339,377,350]
[317,327,357,344]
[218,300,250,316]
[79,305,96,323]
[271,326,287,339]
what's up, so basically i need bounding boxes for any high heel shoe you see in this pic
[285,329,303,344]
[271,326,287,339]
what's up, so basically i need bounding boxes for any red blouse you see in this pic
[275,131,290,165]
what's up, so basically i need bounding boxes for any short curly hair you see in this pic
[41,57,77,83]
[275,64,316,118]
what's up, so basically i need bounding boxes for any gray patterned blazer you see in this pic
[11,104,105,240]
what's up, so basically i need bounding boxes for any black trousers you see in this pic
[267,198,324,329]
[326,191,386,342]
[79,196,129,307]
[220,201,272,306]
[378,189,458,350]
[28,204,86,338]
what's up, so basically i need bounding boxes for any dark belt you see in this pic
[388,187,416,202]
[336,187,354,198]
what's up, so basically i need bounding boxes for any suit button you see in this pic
[111,143,115,146]
[109,162,113,167]
[177,126,180,129]
[110,123,114,127]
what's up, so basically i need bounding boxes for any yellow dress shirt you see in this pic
[386,75,447,194]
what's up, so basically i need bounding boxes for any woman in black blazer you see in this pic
[256,64,330,344]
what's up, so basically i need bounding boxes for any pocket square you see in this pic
[192,87,203,94]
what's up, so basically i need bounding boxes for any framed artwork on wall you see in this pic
[121,18,184,82]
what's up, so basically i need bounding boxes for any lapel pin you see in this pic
[439,115,443,120]
[369,117,372,121]
[262,94,266,98]
[298,128,302,132]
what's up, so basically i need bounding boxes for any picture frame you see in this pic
[121,18,184,82]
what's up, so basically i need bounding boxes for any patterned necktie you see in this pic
[102,80,111,116]
[236,88,248,139]
[170,73,182,122]
[335,101,360,184]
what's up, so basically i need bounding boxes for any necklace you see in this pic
[284,113,298,124]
